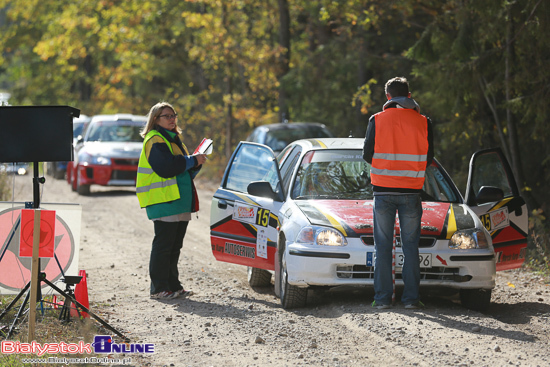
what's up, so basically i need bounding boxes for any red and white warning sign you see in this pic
[19,209,56,258]
[0,203,81,294]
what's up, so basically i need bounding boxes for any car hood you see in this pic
[81,142,143,158]
[294,200,475,239]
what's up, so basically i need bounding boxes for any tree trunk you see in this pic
[505,7,524,191]
[277,0,290,122]
[356,32,369,137]
[478,76,511,160]
[225,76,233,162]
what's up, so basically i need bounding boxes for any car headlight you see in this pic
[296,227,347,246]
[79,152,111,165]
[449,229,489,249]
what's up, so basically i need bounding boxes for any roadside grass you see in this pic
[0,172,11,201]
[0,295,127,367]
[526,209,550,281]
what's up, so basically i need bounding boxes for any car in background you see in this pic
[209,138,528,311]
[0,162,29,175]
[246,122,333,155]
[47,114,91,179]
[67,114,146,195]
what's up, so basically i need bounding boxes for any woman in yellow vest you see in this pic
[137,102,207,300]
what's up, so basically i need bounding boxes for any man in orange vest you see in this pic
[363,77,434,309]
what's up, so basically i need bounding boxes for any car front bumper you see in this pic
[77,161,138,187]
[285,239,496,290]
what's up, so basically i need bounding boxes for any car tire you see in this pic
[53,168,65,180]
[460,288,492,312]
[46,162,55,177]
[279,248,307,309]
[71,173,77,192]
[76,172,91,196]
[247,267,272,287]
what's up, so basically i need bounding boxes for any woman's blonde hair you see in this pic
[140,101,181,138]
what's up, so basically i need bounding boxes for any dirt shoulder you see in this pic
[7,174,550,367]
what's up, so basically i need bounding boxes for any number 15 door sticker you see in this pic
[480,207,509,232]
[233,202,271,228]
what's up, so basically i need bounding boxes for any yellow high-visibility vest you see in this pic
[136,131,180,208]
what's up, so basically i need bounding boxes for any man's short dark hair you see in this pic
[385,77,409,98]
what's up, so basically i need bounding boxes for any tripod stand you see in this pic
[58,275,83,322]
[0,163,128,341]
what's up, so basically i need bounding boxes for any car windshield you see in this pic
[291,149,459,202]
[86,121,144,142]
[265,126,332,152]
[73,122,85,138]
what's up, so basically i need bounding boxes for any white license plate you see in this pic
[366,252,432,268]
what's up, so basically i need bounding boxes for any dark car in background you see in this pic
[47,114,91,179]
[67,114,146,195]
[246,122,333,155]
[0,162,29,176]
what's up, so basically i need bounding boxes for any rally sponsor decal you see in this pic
[224,242,255,259]
[234,203,256,222]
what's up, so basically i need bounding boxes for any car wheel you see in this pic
[54,170,65,180]
[66,163,72,184]
[46,162,54,177]
[247,267,272,287]
[460,288,492,312]
[76,172,91,196]
[279,247,307,309]
[70,168,77,191]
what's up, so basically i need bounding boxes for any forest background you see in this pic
[0,0,548,268]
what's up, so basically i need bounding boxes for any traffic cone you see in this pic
[71,269,90,318]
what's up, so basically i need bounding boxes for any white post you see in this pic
[27,209,41,342]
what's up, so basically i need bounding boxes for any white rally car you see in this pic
[210,138,528,311]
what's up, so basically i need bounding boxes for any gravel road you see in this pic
[8,173,550,367]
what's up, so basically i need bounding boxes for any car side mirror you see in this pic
[76,135,84,144]
[475,186,504,204]
[248,181,281,201]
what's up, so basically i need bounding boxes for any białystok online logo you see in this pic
[1,336,154,356]
[92,336,154,354]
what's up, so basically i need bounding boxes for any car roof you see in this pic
[74,114,91,123]
[89,114,147,123]
[255,122,330,132]
[291,137,364,151]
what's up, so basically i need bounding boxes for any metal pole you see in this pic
[392,214,398,305]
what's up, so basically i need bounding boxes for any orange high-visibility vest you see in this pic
[371,108,429,190]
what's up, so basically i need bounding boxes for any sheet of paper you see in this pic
[194,138,213,155]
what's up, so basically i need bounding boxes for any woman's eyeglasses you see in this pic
[159,113,177,120]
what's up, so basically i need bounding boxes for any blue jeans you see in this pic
[373,194,422,305]
[150,221,188,294]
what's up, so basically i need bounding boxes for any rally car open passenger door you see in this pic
[465,148,528,271]
[210,142,284,271]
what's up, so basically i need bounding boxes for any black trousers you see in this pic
[149,220,189,294]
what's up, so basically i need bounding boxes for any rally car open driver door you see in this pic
[465,148,528,271]
[210,142,283,271]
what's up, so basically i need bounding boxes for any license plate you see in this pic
[366,252,432,268]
